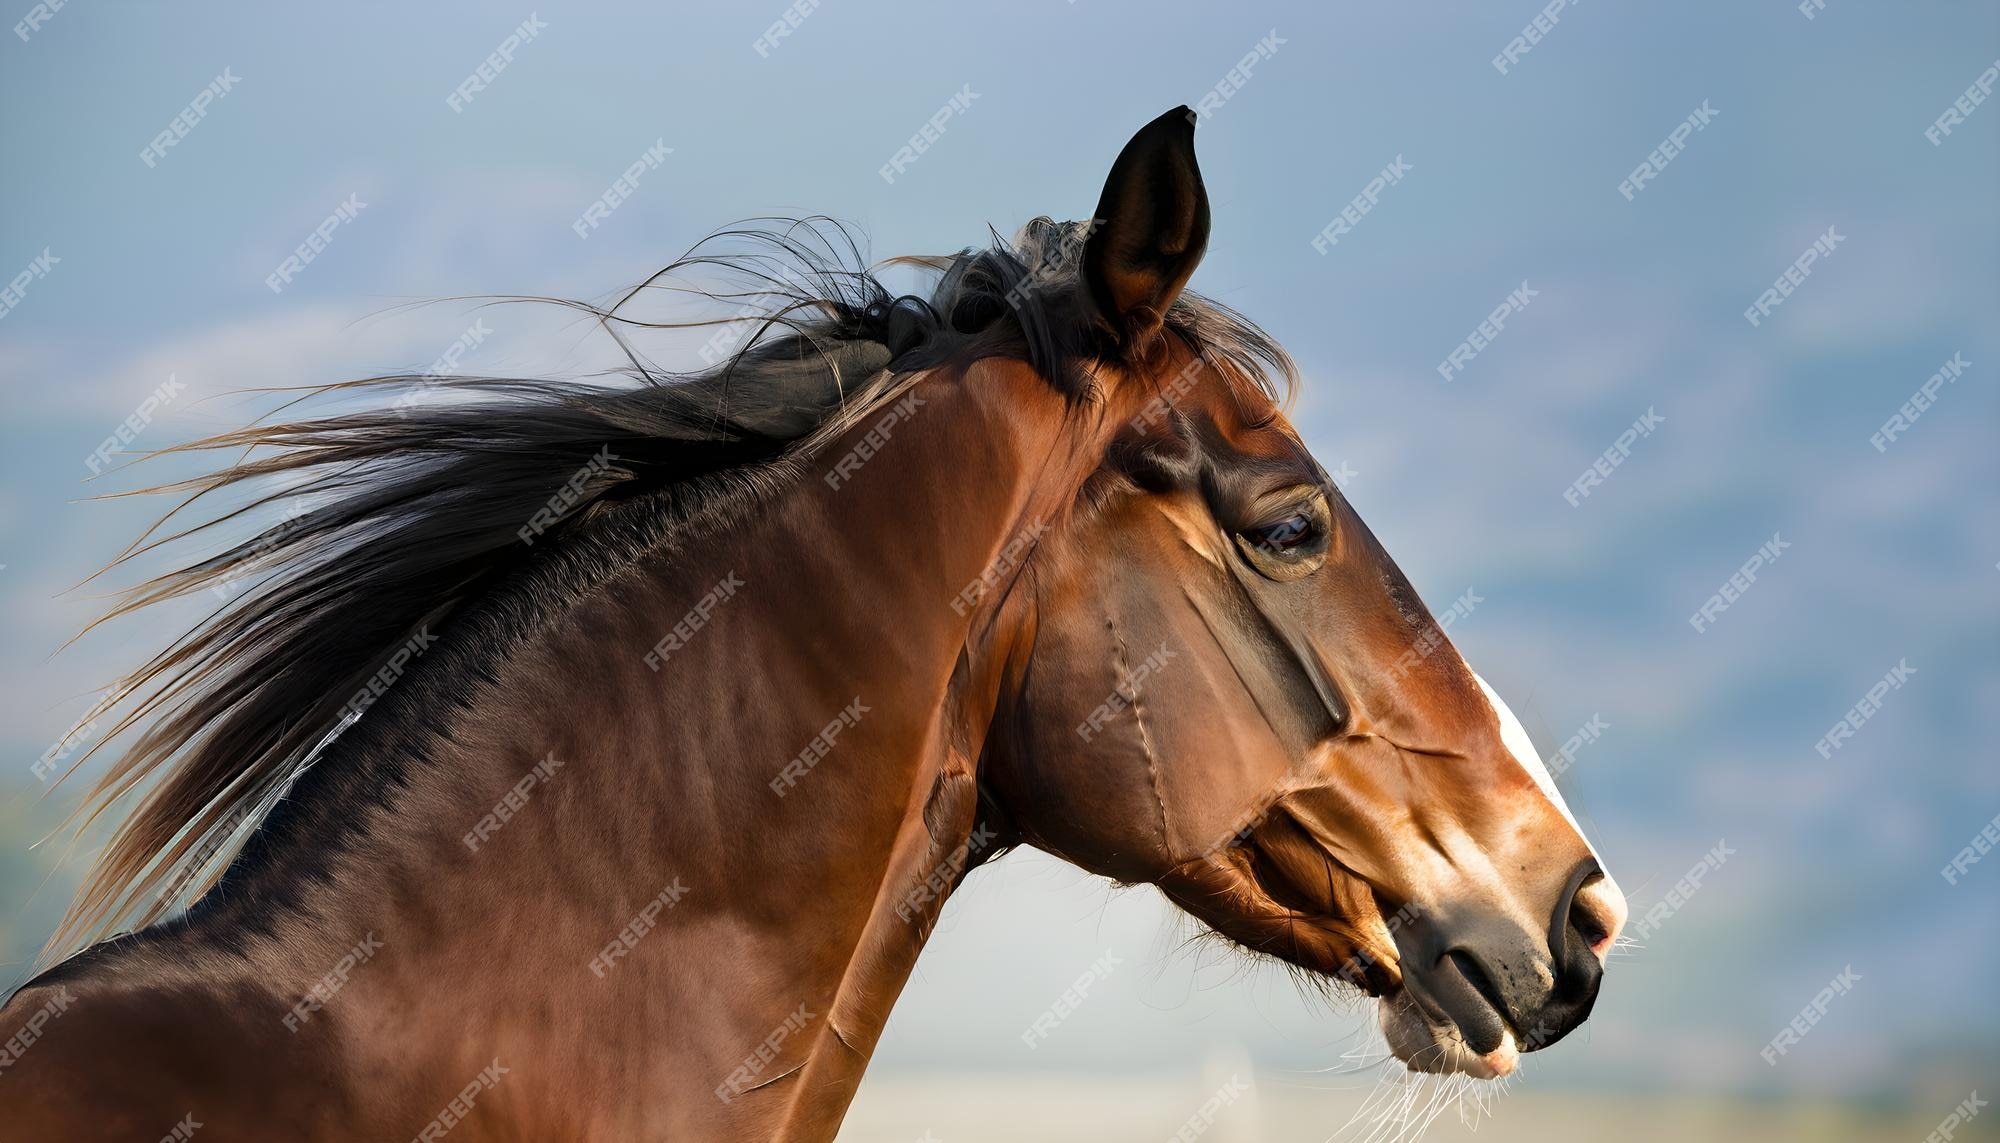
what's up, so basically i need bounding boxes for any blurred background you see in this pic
[2,2,1995,1139]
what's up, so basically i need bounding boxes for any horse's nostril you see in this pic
[1458,858,1615,1055]
[1547,858,1603,963]
[1570,892,1610,954]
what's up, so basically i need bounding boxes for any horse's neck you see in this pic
[246,361,1083,1137]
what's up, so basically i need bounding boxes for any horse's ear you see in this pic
[1081,106,1211,354]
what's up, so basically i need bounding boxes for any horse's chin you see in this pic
[1376,987,1520,1079]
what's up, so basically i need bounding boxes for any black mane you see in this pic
[43,216,1296,959]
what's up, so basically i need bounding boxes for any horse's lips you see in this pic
[1377,983,1519,1079]
[1201,807,1522,1076]
[1420,952,1511,1057]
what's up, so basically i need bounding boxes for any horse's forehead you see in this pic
[1131,356,1296,453]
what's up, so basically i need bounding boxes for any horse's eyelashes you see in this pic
[1247,513,1317,553]
[1232,493,1332,581]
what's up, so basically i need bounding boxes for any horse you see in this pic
[1,106,1625,1140]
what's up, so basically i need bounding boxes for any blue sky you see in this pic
[2,0,1996,1106]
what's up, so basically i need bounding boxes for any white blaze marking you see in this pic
[1468,668,1607,870]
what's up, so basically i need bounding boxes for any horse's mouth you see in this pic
[1159,828,1524,1081]
[1377,984,1522,1078]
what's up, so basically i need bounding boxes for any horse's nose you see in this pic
[1457,859,1624,1054]
[1394,859,1628,1069]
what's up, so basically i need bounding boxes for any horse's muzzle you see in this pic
[1384,857,1625,1075]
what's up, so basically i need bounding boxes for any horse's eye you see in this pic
[1232,494,1331,582]
[1243,514,1317,556]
